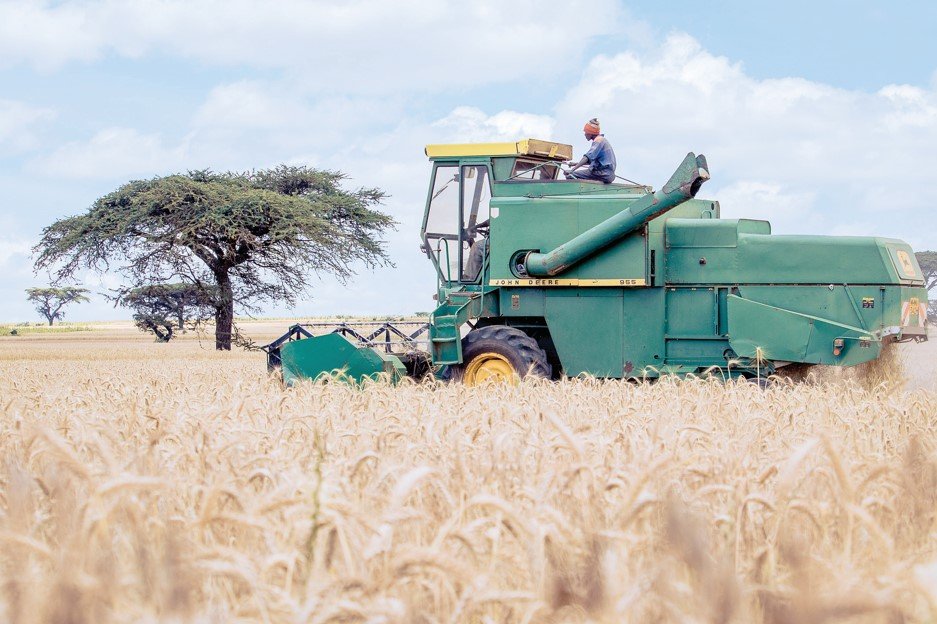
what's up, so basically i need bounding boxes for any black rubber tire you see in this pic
[452,325,552,382]
[401,350,433,380]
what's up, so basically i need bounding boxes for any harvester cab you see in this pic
[420,139,574,289]
[265,139,928,385]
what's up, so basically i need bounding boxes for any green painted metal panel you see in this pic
[280,333,405,385]
[428,314,461,364]
[666,218,770,248]
[727,295,880,366]
[545,289,623,376]
[665,339,730,365]
[487,183,719,288]
[430,292,482,364]
[489,197,647,283]
[666,288,717,336]
[738,285,879,332]
[493,181,650,198]
[499,288,545,316]
[572,211,646,279]
[660,286,729,369]
[622,288,666,377]
[736,284,929,339]
[884,243,926,285]
[666,227,921,286]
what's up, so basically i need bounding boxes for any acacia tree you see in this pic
[916,251,937,321]
[117,283,215,342]
[34,167,395,349]
[25,286,90,326]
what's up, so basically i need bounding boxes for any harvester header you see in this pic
[266,139,928,385]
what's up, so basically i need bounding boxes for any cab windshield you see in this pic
[423,165,460,281]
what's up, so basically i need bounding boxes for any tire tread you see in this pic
[458,325,552,380]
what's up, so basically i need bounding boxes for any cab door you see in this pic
[459,164,492,283]
[421,162,461,283]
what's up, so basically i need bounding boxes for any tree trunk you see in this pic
[153,324,173,342]
[214,272,234,351]
[47,317,54,326]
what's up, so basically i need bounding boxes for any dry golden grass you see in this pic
[1,325,936,623]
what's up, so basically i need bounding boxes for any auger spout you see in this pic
[523,152,709,277]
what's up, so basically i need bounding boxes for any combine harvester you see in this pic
[265,140,928,384]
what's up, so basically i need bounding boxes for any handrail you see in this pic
[440,238,453,283]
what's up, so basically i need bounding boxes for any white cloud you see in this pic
[431,107,555,142]
[0,1,102,71]
[25,84,419,182]
[30,127,188,179]
[878,84,937,128]
[553,33,937,247]
[0,0,623,92]
[194,81,313,131]
[712,181,819,234]
[0,99,55,153]
[191,82,410,167]
[0,237,31,269]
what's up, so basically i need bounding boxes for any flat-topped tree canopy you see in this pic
[424,139,573,161]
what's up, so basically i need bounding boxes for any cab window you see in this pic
[510,158,559,180]
[423,164,460,281]
[460,165,491,282]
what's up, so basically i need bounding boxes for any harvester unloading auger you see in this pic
[264,139,928,385]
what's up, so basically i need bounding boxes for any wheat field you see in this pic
[1,323,936,623]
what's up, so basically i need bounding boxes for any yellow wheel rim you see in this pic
[463,352,517,386]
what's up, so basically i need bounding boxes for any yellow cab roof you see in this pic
[424,138,572,161]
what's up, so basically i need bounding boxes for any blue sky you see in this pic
[2,0,936,322]
[630,1,937,91]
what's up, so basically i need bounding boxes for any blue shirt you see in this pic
[584,135,616,176]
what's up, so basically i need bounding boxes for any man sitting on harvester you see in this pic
[565,117,617,183]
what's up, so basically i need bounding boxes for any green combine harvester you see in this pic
[265,139,928,384]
